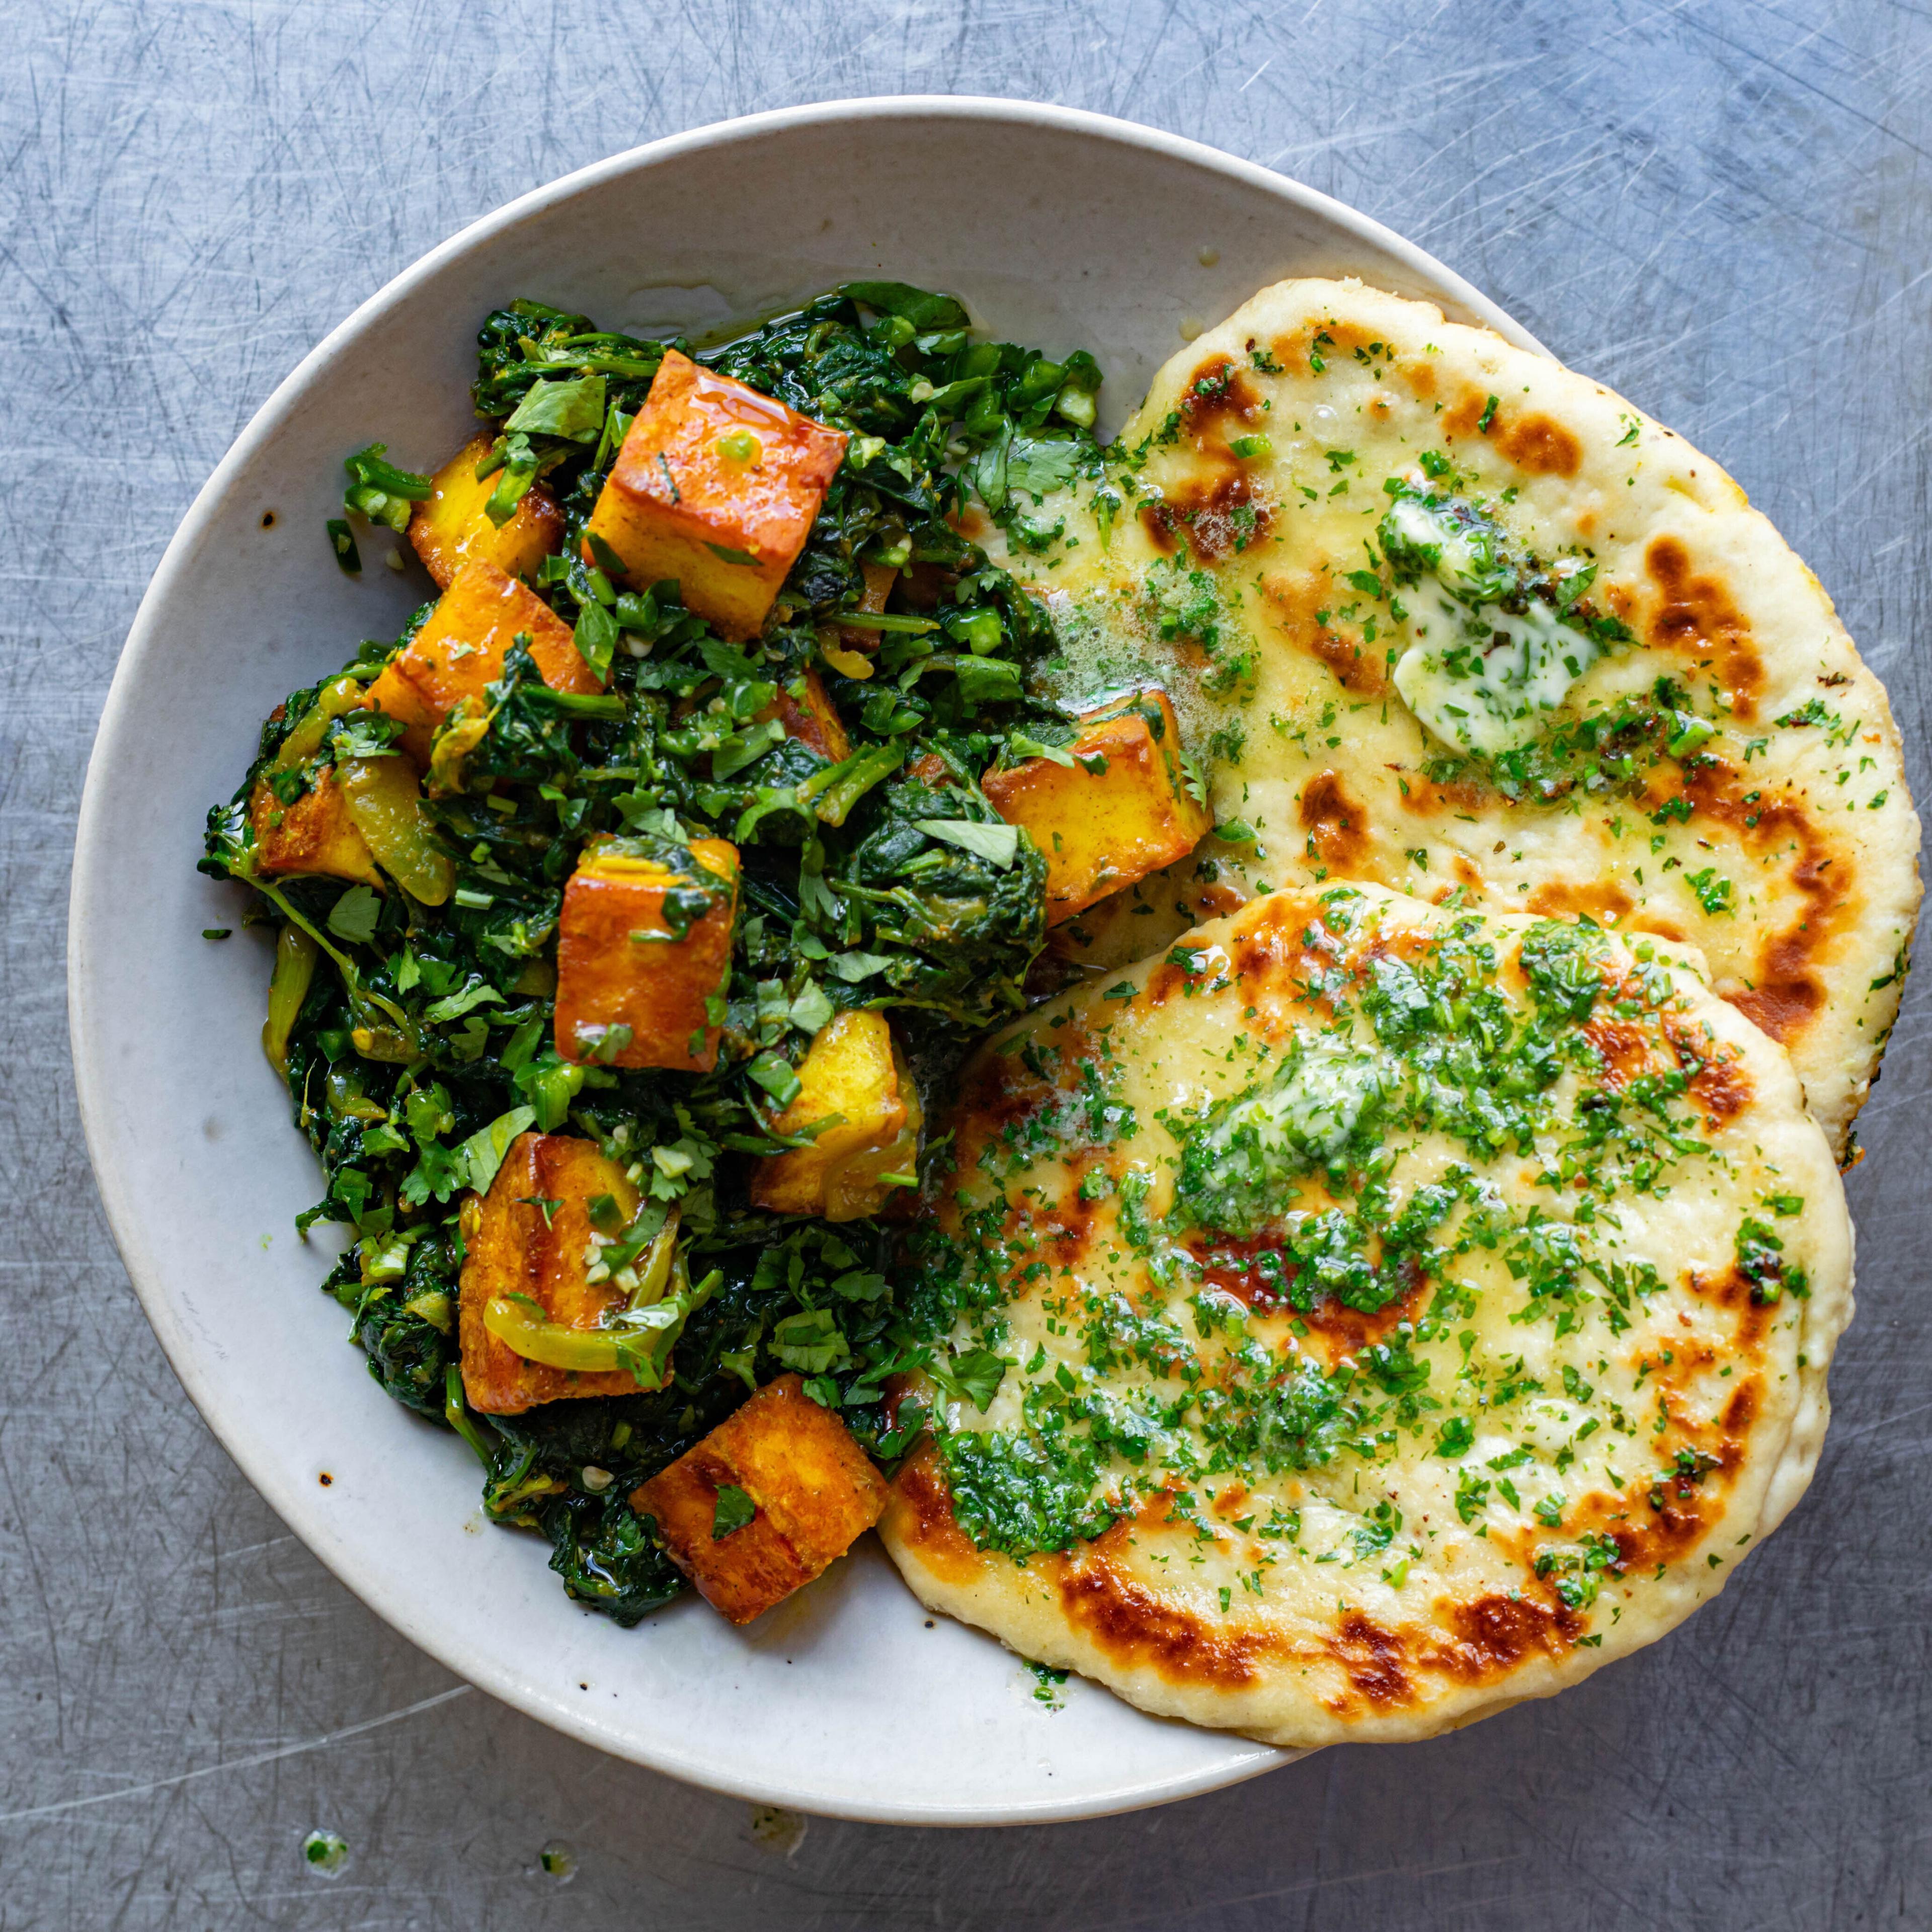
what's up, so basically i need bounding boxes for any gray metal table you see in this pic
[5,3,1927,1925]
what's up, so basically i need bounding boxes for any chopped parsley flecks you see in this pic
[913,894,1767,1624]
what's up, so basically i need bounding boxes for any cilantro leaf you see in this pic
[939,1347,1009,1413]
[827,950,894,982]
[423,976,504,1024]
[457,1105,537,1194]
[400,1141,466,1208]
[505,372,607,442]
[770,1308,851,1375]
[915,819,1020,868]
[710,1484,757,1540]
[327,886,381,944]
[841,280,970,331]
[1005,435,1084,501]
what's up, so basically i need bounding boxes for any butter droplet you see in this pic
[1179,318,1203,342]
[750,1806,810,1857]
[1198,247,1220,267]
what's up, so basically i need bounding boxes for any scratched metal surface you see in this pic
[5,2,1928,1925]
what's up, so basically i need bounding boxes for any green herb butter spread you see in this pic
[1381,489,1618,756]
[880,883,1850,1748]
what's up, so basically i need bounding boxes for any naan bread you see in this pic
[985,279,1919,1154]
[882,884,1852,1748]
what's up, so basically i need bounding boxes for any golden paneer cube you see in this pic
[407,433,564,590]
[584,349,847,641]
[749,1011,922,1221]
[757,666,850,763]
[981,689,1212,924]
[247,770,380,887]
[554,838,739,1071]
[367,557,599,765]
[631,1374,888,1624]
[457,1131,641,1415]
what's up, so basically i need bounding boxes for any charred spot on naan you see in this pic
[943,1025,1115,1192]
[1187,1233,1432,1363]
[1527,877,1635,927]
[1260,570,1387,695]
[1498,411,1584,478]
[1435,387,1585,476]
[1721,825,1852,1049]
[1331,1593,1587,1711]
[1393,765,1490,818]
[1136,353,1278,555]
[1266,316,1389,377]
[1138,889,1366,1025]
[1223,890,1357,1018]
[960,1180,1102,1293]
[1657,1010,1755,1124]
[1686,1054,1753,1124]
[1560,1355,1762,1574]
[948,1040,1052,1163]
[1580,1016,1663,1089]
[1429,386,1576,477]
[1682,1259,1776,1333]
[1300,768,1371,869]
[1431,1592,1583,1681]
[1189,878,1252,921]
[883,1446,990,1589]
[1325,1612,1416,1709]
[1176,354,1267,437]
[1024,1180,1105,1275]
[1292,1279,1434,1363]
[1673,764,1858,1049]
[1644,535,1763,717]
[1581,1001,1753,1122]
[1056,1504,1283,1688]
[1734,939,1829,1044]
[1140,467,1272,564]
[1328,1590,1598,1713]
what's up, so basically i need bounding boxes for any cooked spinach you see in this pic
[202,285,1105,1620]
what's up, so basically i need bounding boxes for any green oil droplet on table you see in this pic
[301,1829,348,1878]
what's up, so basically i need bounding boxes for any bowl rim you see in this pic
[68,93,1540,1824]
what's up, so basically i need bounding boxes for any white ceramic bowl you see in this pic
[70,97,1540,1825]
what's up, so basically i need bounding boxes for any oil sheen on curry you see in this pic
[880,884,1852,1748]
[979,279,1920,1157]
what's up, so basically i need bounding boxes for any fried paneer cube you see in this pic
[631,1374,888,1624]
[367,557,598,764]
[981,689,1212,924]
[757,665,850,763]
[749,1011,922,1221]
[407,433,564,590]
[554,838,739,1071]
[584,350,846,641]
[247,770,380,887]
[457,1131,641,1415]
